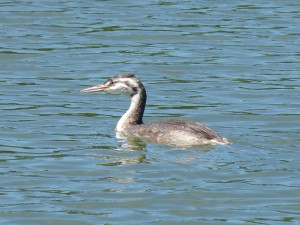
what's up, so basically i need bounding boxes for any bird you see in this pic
[81,73,229,146]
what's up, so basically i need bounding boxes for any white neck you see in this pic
[116,90,146,132]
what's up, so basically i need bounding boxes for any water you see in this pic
[1,1,300,224]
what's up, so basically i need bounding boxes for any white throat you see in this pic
[116,93,143,132]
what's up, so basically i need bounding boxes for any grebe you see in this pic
[81,73,229,146]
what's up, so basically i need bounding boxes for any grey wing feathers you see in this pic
[137,119,223,141]
[162,119,223,140]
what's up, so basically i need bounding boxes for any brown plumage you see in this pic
[81,73,229,146]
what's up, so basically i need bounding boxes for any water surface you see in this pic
[1,1,300,224]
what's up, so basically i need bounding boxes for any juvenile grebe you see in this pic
[81,73,229,146]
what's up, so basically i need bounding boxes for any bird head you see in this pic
[81,73,144,97]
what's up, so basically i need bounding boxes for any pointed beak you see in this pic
[81,84,109,93]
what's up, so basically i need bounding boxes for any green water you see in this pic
[1,1,299,224]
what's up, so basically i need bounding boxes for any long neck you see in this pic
[116,87,146,132]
